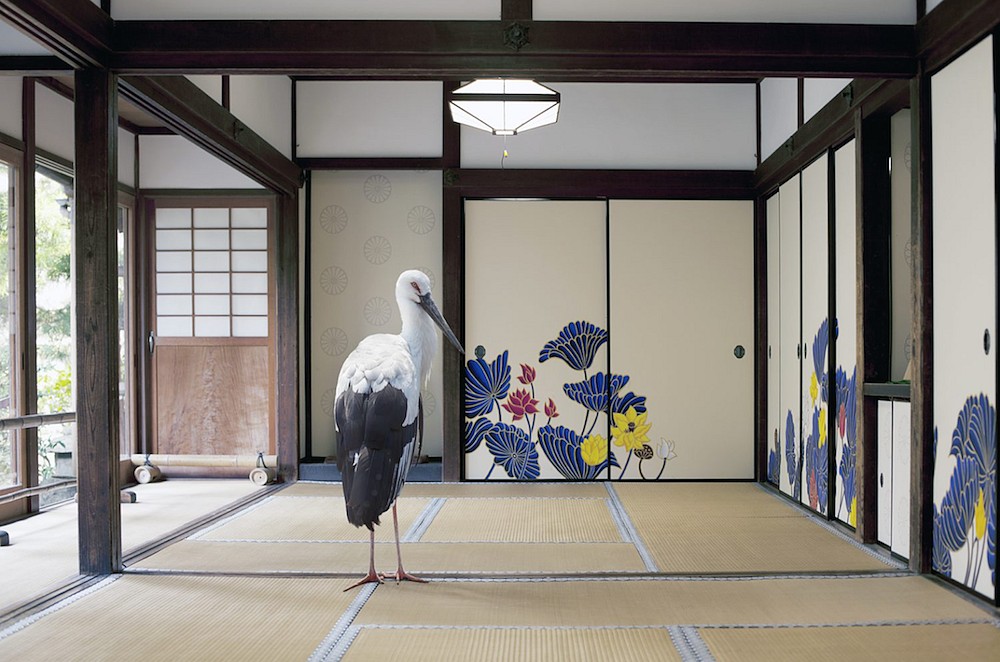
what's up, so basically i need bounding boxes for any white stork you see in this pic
[335,269,463,590]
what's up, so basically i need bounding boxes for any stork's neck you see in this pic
[400,300,437,386]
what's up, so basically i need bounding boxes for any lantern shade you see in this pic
[448,79,560,136]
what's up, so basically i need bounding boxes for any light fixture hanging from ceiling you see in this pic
[448,79,560,136]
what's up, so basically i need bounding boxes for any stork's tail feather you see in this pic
[345,447,395,530]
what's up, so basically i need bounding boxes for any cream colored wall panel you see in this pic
[760,78,798,162]
[803,78,851,123]
[890,110,913,381]
[533,0,915,23]
[186,76,223,103]
[139,135,262,189]
[930,36,997,600]
[309,171,444,459]
[777,176,801,499]
[464,200,607,480]
[891,401,911,559]
[35,85,74,162]
[610,200,754,479]
[117,128,135,188]
[766,193,782,487]
[877,400,893,546]
[800,153,829,515]
[833,139,858,527]
[460,83,756,170]
[297,81,442,158]
[0,23,51,55]
[0,76,21,141]
[111,0,498,19]
[230,75,293,159]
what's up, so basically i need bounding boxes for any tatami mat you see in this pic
[343,627,682,662]
[0,574,356,661]
[132,540,647,574]
[353,577,988,628]
[421,497,622,543]
[700,624,1000,662]
[614,482,802,518]
[196,495,431,542]
[283,481,608,499]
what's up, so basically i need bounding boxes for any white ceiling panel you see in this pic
[0,20,55,56]
[534,0,916,24]
[111,0,499,20]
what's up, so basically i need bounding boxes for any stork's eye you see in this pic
[410,281,422,295]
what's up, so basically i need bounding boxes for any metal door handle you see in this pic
[148,333,156,354]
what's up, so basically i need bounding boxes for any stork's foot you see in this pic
[343,570,384,592]
[381,568,428,584]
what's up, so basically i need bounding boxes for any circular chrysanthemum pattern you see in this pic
[320,327,349,357]
[321,388,336,417]
[364,296,392,326]
[363,175,392,203]
[363,235,392,265]
[319,205,348,234]
[319,266,348,295]
[407,205,436,234]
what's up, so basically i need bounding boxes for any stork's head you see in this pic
[396,270,465,354]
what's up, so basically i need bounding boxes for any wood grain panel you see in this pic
[155,345,269,455]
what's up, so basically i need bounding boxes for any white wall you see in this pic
[461,82,756,170]
[35,85,75,163]
[186,76,223,104]
[118,128,136,188]
[759,78,798,163]
[139,135,262,189]
[534,0,916,23]
[803,78,851,124]
[0,76,21,141]
[110,0,498,19]
[230,76,293,159]
[297,81,442,158]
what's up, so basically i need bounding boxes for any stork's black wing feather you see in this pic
[335,385,418,530]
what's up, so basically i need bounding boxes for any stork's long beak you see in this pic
[419,293,465,354]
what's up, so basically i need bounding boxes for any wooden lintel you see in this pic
[118,75,302,196]
[918,0,1000,72]
[0,55,71,73]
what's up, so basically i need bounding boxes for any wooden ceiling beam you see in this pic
[0,55,71,73]
[917,0,1000,72]
[118,75,302,195]
[0,0,112,68]
[111,20,916,79]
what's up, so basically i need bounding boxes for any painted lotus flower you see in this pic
[502,388,540,421]
[950,393,996,510]
[518,364,536,385]
[784,410,798,498]
[932,505,953,577]
[564,373,629,413]
[937,455,978,552]
[805,408,828,513]
[544,398,559,418]
[611,389,647,416]
[465,350,511,418]
[767,429,781,486]
[485,422,539,480]
[465,417,493,453]
[539,321,608,371]
[657,438,677,461]
[611,406,651,452]
[538,425,618,480]
[812,319,830,403]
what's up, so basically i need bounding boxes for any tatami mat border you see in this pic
[606,483,658,571]
[308,583,378,662]
[669,626,712,662]
[0,576,121,643]
[403,498,446,542]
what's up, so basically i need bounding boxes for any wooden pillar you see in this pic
[275,189,300,481]
[855,110,891,544]
[909,72,934,574]
[754,196,767,482]
[19,79,38,510]
[74,67,121,575]
[441,83,463,482]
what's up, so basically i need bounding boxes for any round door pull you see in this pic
[985,329,991,355]
[734,345,745,359]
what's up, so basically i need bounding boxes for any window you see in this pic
[0,157,16,489]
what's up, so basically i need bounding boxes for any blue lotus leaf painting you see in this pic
[465,417,493,453]
[539,321,608,371]
[465,350,511,418]
[537,425,619,480]
[485,422,540,480]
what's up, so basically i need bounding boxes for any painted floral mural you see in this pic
[835,364,858,527]
[932,393,997,595]
[464,321,677,480]
[802,319,830,514]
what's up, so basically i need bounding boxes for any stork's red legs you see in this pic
[382,502,427,584]
[344,528,383,591]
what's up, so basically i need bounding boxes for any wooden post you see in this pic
[909,72,934,574]
[275,190,299,481]
[754,196,768,482]
[441,83,463,482]
[74,67,121,575]
[19,78,39,512]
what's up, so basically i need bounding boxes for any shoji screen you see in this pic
[931,36,997,601]
[778,177,802,499]
[800,154,830,515]
[464,200,608,480]
[609,200,754,479]
[766,193,782,486]
[833,140,859,528]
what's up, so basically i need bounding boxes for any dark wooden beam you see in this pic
[275,191,299,482]
[0,56,70,73]
[855,111,892,544]
[446,169,755,199]
[0,0,112,69]
[909,72,934,574]
[118,75,302,196]
[441,186,463,482]
[73,67,121,575]
[19,79,38,513]
[111,20,916,79]
[918,0,1000,73]
[754,196,767,482]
